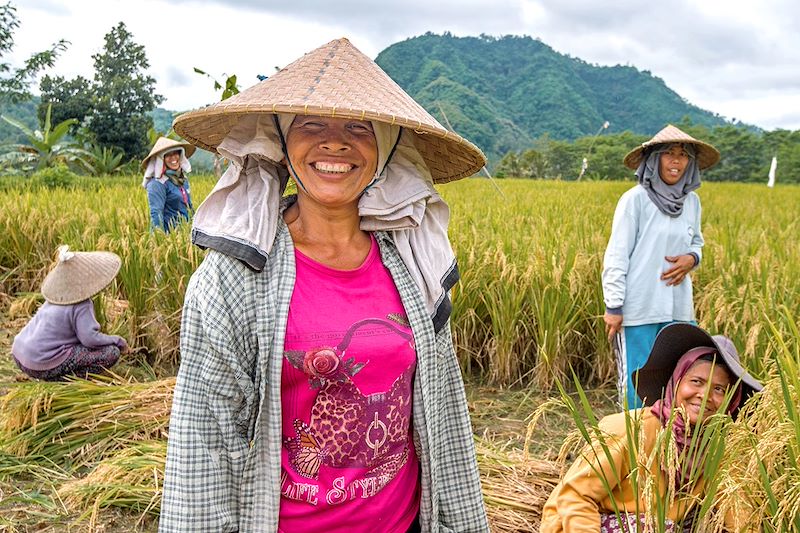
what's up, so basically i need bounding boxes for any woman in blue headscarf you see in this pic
[601,125,720,408]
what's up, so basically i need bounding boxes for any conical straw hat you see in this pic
[41,246,122,305]
[141,137,196,169]
[623,124,720,170]
[173,38,486,183]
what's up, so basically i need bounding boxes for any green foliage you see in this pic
[37,74,93,131]
[86,22,163,160]
[28,163,78,189]
[0,1,67,103]
[84,145,125,176]
[376,33,728,164]
[193,67,240,101]
[497,123,800,184]
[0,94,36,143]
[32,22,160,164]
[0,103,89,173]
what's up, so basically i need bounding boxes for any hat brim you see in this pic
[141,140,196,169]
[634,323,762,406]
[41,251,122,305]
[174,107,484,184]
[623,139,720,171]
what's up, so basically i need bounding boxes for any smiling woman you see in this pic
[282,116,380,268]
[141,137,195,233]
[540,323,763,532]
[602,124,721,409]
[159,38,489,533]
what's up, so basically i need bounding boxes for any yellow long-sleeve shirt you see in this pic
[541,408,714,532]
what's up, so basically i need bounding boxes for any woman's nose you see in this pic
[321,137,350,152]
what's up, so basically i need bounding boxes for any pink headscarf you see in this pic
[650,346,743,486]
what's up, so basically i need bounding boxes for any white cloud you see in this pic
[5,0,800,130]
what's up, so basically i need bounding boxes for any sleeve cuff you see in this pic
[605,306,623,315]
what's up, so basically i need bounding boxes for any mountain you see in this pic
[4,33,732,168]
[0,97,40,145]
[375,33,728,163]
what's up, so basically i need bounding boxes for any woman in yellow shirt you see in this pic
[540,323,762,532]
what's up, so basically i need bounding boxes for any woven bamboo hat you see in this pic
[141,137,196,170]
[634,323,762,406]
[623,124,720,171]
[173,38,486,183]
[41,246,122,305]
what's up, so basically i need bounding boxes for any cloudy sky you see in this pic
[7,0,800,130]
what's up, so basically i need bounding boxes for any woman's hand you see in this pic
[604,312,623,341]
[661,254,696,286]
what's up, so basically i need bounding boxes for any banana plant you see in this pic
[0,102,90,173]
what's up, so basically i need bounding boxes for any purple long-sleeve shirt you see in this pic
[11,299,127,371]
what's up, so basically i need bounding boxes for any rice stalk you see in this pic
[59,440,166,526]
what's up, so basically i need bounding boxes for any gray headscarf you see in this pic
[636,143,701,217]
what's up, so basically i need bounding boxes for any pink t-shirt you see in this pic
[279,236,420,533]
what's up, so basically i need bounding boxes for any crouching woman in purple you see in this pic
[11,246,129,380]
[159,38,489,532]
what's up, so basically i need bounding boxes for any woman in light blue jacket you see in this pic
[602,124,720,408]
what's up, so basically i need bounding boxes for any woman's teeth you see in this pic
[314,162,353,173]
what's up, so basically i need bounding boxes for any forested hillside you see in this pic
[4,30,798,181]
[376,33,728,161]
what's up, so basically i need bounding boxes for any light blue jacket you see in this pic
[602,185,704,326]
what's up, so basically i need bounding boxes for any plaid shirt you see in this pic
[160,221,489,532]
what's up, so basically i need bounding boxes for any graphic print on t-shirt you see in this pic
[283,315,415,485]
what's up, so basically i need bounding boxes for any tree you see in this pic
[37,74,93,131]
[0,1,67,103]
[84,22,163,160]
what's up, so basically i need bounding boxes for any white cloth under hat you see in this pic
[191,115,457,327]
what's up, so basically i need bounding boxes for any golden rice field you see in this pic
[1,176,798,387]
[0,175,799,530]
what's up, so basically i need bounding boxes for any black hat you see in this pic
[634,323,763,406]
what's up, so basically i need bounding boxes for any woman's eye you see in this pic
[348,124,372,134]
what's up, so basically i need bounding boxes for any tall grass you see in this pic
[702,307,800,531]
[442,179,800,388]
[0,375,174,465]
[0,176,213,372]
[1,176,798,388]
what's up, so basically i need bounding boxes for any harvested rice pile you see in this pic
[0,375,560,530]
[476,441,561,532]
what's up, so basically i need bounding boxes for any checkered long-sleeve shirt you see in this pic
[159,222,488,532]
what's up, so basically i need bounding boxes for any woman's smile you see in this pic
[285,116,378,209]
